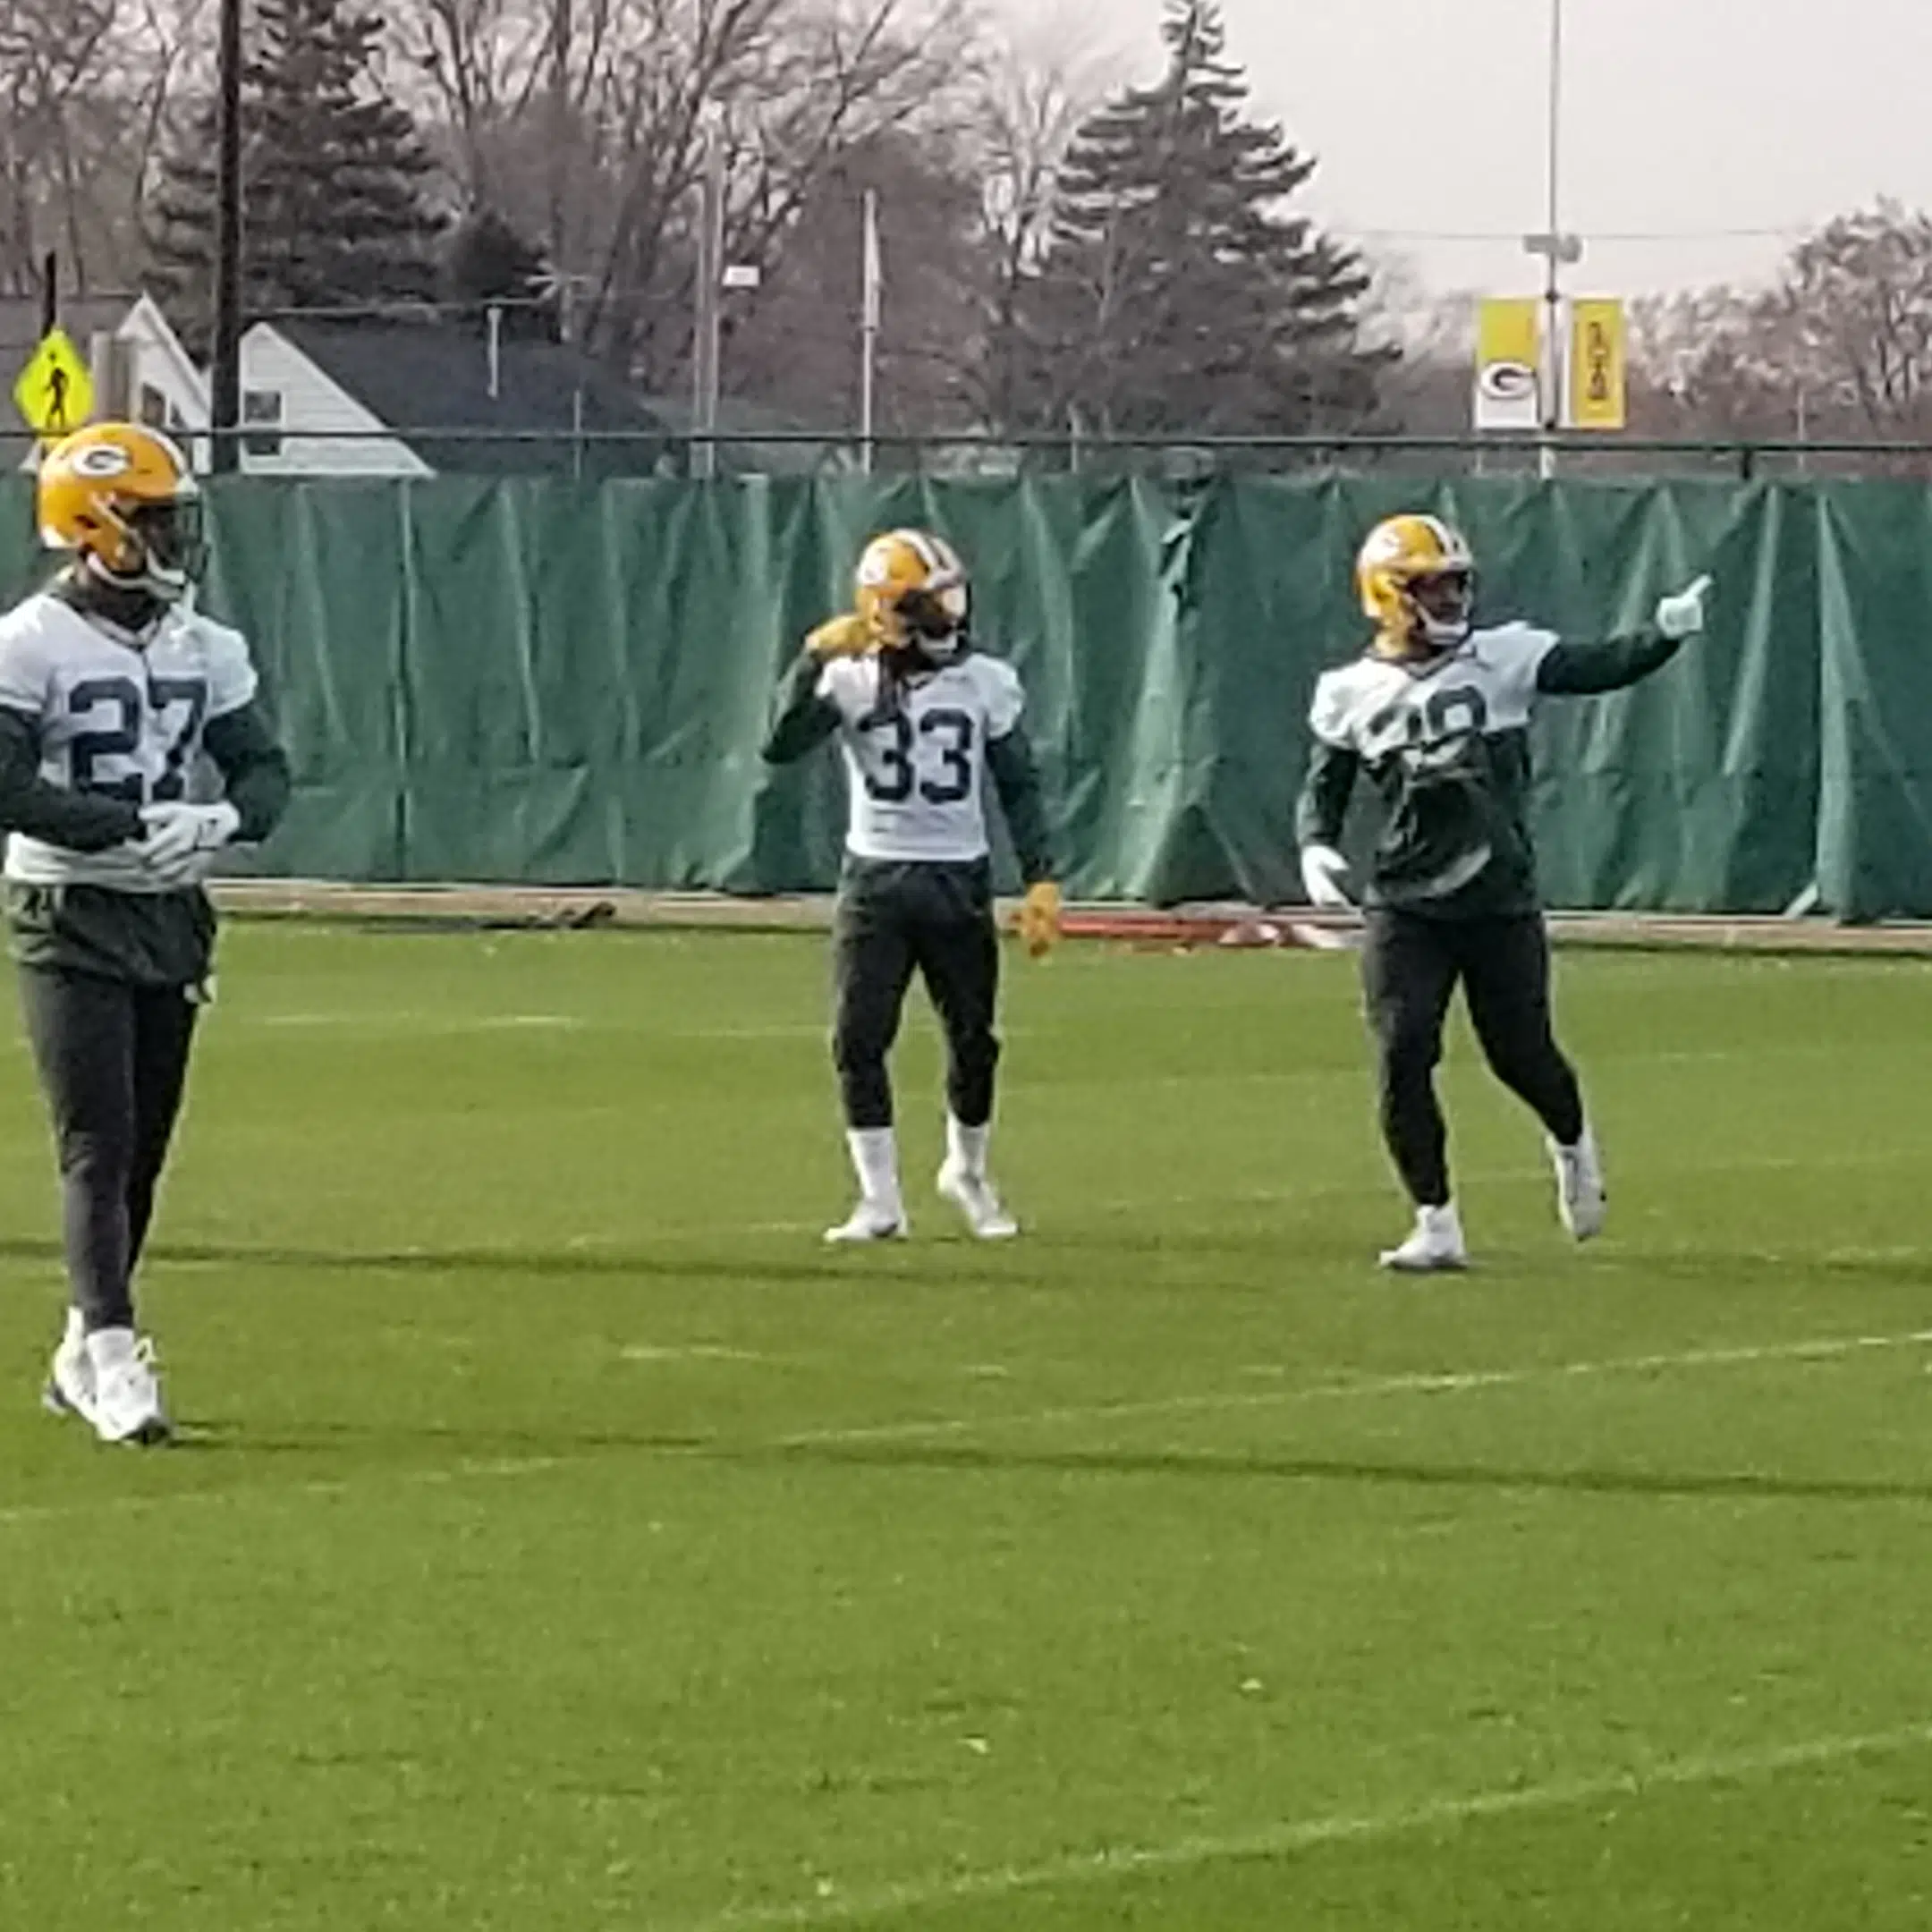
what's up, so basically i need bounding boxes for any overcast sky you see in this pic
[1009,0,1932,298]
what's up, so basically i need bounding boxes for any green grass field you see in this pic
[2,924,1930,1930]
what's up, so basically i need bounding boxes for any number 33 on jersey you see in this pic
[0,591,259,889]
[817,653,1024,864]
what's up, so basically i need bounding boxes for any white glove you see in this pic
[136,801,241,887]
[1300,843,1354,911]
[1655,574,1713,641]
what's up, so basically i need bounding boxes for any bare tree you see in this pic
[1628,288,1799,441]
[1631,203,1932,455]
[962,23,1114,430]
[124,0,213,243]
[723,12,1123,437]
[394,0,978,389]
[724,128,983,433]
[1353,255,1471,436]
[0,0,125,292]
[0,0,211,297]
[1779,201,1932,438]
[404,0,550,216]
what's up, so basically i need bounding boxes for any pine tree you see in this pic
[1013,0,1386,437]
[148,0,445,343]
[444,209,558,342]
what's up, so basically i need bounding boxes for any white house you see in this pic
[110,298,428,477]
[117,292,206,444]
[100,300,667,479]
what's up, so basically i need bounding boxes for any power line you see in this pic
[1352,225,1807,245]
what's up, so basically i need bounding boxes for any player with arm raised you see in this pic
[763,529,1060,1243]
[4,423,291,1442]
[1296,513,1710,1273]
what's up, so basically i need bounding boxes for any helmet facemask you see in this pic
[83,491,206,605]
[894,578,970,664]
[1403,566,1474,651]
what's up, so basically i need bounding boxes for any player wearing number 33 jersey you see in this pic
[814,648,1024,864]
[764,529,1059,1244]
[1296,513,1711,1275]
[0,422,290,1445]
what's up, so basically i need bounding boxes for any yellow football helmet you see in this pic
[855,528,970,657]
[38,421,204,602]
[1356,513,1474,654]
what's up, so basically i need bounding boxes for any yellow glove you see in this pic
[1016,880,1063,960]
[806,613,874,659]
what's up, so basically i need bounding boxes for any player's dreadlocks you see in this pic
[868,588,969,722]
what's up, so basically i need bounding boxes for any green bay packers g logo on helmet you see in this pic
[1356,513,1475,657]
[855,529,970,659]
[38,420,206,602]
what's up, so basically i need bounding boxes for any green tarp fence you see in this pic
[4,473,1931,917]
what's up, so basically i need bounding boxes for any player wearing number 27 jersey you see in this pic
[0,423,289,1444]
[0,581,258,893]
[764,529,1059,1244]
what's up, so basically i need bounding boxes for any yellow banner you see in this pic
[1569,298,1627,431]
[1474,298,1542,432]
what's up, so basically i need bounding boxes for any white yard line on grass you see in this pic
[679,1718,1932,1931]
[620,1344,783,1365]
[783,1327,1932,1448]
[3,1327,1928,1532]
[1087,1144,1932,1220]
[257,1011,588,1034]
[0,1458,569,1530]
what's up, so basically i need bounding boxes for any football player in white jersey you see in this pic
[1296,513,1710,1273]
[764,529,1060,1242]
[0,422,290,1442]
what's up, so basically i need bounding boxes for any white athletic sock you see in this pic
[85,1326,137,1374]
[946,1115,991,1182]
[846,1128,902,1211]
[61,1306,84,1352]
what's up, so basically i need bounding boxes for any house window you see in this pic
[138,383,170,430]
[242,387,284,459]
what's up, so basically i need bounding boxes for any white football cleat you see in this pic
[1379,1203,1469,1275]
[824,1202,908,1245]
[1549,1127,1607,1241]
[41,1306,93,1422]
[936,1163,1020,1241]
[83,1329,171,1446]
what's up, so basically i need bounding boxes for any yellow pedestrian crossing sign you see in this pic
[14,328,93,436]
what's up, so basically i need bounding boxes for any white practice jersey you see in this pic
[818,651,1025,863]
[1308,622,1560,760]
[0,592,259,890]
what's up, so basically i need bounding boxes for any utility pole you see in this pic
[549,0,571,328]
[860,189,881,475]
[691,117,725,481]
[211,0,244,473]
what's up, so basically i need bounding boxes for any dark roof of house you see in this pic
[639,392,841,475]
[273,318,674,476]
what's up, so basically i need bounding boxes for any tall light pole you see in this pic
[549,0,572,323]
[690,114,725,481]
[1522,0,1580,475]
[860,188,881,476]
[210,0,242,473]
